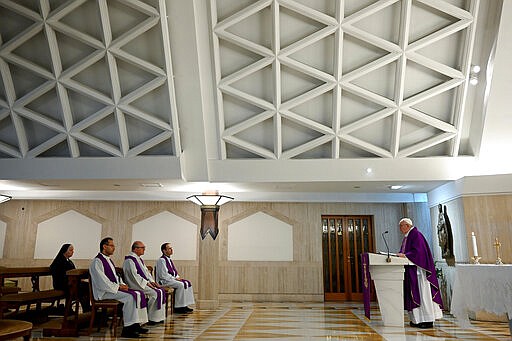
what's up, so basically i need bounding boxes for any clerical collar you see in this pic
[404,226,415,237]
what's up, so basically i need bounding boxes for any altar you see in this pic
[450,264,512,334]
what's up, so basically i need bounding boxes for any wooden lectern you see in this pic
[367,253,412,327]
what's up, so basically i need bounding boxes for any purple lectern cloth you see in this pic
[360,253,371,319]
[401,228,443,311]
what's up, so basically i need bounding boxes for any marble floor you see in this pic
[31,302,511,340]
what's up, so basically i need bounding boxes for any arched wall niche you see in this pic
[34,208,104,259]
[225,208,296,261]
[129,208,198,261]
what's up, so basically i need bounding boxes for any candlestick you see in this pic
[493,237,503,265]
[471,232,478,257]
[471,256,481,264]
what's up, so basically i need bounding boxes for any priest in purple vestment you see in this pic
[122,241,166,324]
[89,237,149,338]
[397,218,443,329]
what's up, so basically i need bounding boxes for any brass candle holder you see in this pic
[471,256,481,264]
[493,237,503,265]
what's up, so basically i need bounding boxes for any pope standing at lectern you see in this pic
[397,218,443,328]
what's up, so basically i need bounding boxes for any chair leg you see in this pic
[111,307,118,337]
[88,308,96,335]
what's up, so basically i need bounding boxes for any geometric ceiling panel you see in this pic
[0,0,179,158]
[210,0,479,160]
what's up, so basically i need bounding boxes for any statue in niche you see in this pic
[437,204,455,266]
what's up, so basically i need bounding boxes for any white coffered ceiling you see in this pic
[0,0,510,201]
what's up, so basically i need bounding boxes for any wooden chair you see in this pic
[150,266,175,315]
[88,276,122,337]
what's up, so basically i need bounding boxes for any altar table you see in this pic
[450,264,512,334]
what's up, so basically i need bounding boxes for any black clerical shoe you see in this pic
[184,307,193,312]
[135,324,149,333]
[147,320,164,325]
[409,321,421,328]
[121,327,140,338]
[174,307,188,314]
[418,322,433,328]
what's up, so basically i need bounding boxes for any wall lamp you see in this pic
[0,194,12,204]
[186,193,234,240]
[469,64,480,86]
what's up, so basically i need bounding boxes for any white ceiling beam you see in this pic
[215,0,273,32]
[281,135,333,159]
[279,26,337,57]
[14,107,65,133]
[401,107,457,133]
[118,104,171,131]
[398,132,455,157]
[278,0,338,26]
[339,107,397,134]
[72,132,122,157]
[219,85,275,111]
[280,83,335,111]
[339,134,393,158]
[0,140,22,158]
[223,135,276,159]
[25,133,67,158]
[280,110,334,135]
[126,131,172,157]
[223,110,275,136]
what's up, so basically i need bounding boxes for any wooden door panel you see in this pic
[322,215,374,301]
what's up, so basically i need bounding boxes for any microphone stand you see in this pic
[382,231,391,262]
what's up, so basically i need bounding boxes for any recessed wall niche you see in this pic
[228,212,293,261]
[34,210,101,259]
[131,211,197,260]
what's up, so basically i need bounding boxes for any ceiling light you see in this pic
[469,76,478,86]
[366,168,372,174]
[140,183,163,188]
[0,194,12,204]
[470,64,481,73]
[186,193,234,240]
[388,185,403,190]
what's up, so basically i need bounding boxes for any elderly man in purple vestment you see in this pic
[397,218,443,328]
[123,241,166,325]
[89,237,149,338]
[155,243,195,313]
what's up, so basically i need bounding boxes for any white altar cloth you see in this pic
[450,264,512,328]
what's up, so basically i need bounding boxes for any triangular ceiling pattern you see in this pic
[210,0,479,159]
[0,0,179,158]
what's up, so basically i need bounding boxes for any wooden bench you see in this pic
[0,319,32,340]
[0,267,66,319]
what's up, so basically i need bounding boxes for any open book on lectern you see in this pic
[378,251,399,257]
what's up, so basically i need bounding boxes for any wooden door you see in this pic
[322,215,375,301]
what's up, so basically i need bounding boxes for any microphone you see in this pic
[382,230,391,262]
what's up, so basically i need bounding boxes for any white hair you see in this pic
[399,218,413,226]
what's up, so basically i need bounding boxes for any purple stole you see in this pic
[160,255,191,289]
[95,254,147,308]
[401,228,443,311]
[125,255,166,309]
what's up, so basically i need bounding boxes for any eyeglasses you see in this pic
[135,246,146,249]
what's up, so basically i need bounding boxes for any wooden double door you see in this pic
[322,215,375,301]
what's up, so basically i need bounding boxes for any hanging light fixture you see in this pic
[186,193,234,240]
[0,194,12,204]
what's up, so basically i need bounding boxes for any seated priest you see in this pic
[123,241,166,325]
[155,242,195,313]
[89,237,149,338]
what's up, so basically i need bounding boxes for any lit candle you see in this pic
[471,232,478,257]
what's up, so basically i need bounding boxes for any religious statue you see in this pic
[437,204,455,266]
